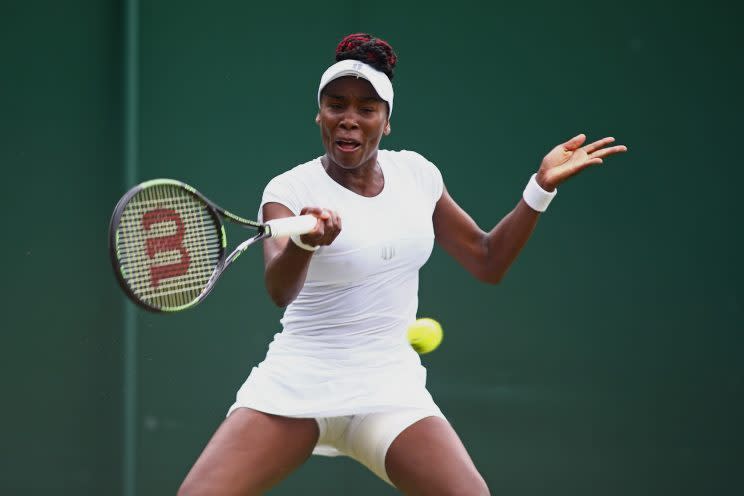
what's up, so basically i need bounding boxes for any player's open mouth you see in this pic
[335,139,361,152]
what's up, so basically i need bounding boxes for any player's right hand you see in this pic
[299,206,342,247]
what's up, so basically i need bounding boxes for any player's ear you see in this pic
[315,113,320,125]
[384,121,391,135]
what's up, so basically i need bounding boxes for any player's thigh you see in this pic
[178,407,319,496]
[385,416,489,496]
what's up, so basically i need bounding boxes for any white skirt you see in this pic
[227,331,438,418]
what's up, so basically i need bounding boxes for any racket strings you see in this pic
[115,184,223,310]
[118,201,217,307]
[116,228,220,271]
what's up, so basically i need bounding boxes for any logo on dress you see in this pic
[380,245,396,261]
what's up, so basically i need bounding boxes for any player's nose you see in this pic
[338,113,359,130]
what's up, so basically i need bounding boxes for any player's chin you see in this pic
[330,148,367,169]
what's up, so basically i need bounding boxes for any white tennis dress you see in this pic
[228,149,445,454]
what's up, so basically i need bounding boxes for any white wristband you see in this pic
[290,233,319,252]
[522,173,557,212]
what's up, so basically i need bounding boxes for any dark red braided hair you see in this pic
[335,33,398,79]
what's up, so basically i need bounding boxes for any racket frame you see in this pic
[109,178,269,313]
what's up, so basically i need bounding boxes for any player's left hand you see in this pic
[535,134,627,191]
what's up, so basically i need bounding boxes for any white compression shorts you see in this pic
[314,406,446,485]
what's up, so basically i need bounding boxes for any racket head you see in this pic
[109,179,227,312]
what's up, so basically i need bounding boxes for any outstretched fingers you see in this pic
[539,134,628,188]
[589,144,628,160]
[583,157,604,167]
[583,136,615,154]
[563,133,587,151]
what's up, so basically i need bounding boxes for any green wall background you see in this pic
[2,0,742,494]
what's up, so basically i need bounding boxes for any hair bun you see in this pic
[335,33,398,79]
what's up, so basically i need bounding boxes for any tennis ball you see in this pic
[407,318,443,354]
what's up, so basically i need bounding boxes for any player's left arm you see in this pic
[433,187,539,284]
[433,134,627,284]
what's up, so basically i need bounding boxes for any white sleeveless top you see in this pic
[231,149,444,418]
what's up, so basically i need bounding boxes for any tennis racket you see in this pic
[109,178,317,313]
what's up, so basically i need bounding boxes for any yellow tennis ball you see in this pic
[407,318,443,354]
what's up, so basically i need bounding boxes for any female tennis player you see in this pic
[178,33,627,495]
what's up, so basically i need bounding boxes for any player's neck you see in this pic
[321,155,384,197]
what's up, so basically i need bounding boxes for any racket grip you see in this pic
[265,215,318,238]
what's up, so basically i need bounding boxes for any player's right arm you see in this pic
[262,202,341,307]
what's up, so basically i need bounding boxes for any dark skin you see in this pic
[178,76,627,495]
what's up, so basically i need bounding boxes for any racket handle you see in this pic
[265,215,318,238]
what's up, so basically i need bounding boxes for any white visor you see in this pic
[317,59,394,117]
